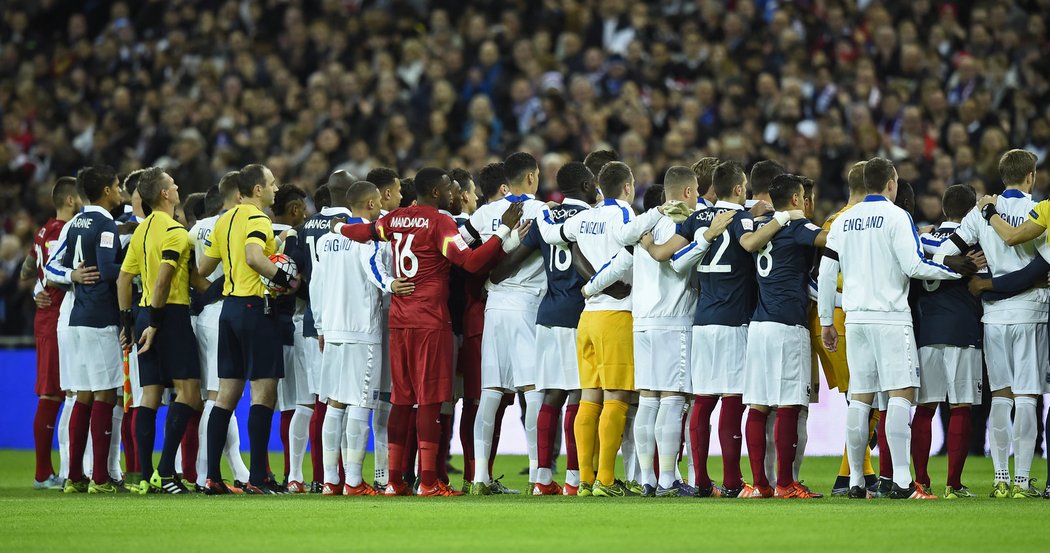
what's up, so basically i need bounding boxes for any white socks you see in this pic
[886,396,913,488]
[344,406,371,487]
[764,411,776,487]
[1013,396,1037,487]
[621,403,638,483]
[322,406,345,485]
[656,396,685,488]
[793,408,809,482]
[846,401,872,488]
[373,400,391,486]
[225,412,251,483]
[196,400,213,487]
[288,405,313,483]
[473,389,502,484]
[634,397,659,488]
[524,390,544,483]
[684,403,695,487]
[989,396,1013,482]
[109,404,123,481]
[58,396,74,480]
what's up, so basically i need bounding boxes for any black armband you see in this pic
[147,306,164,329]
[121,309,135,334]
[981,203,998,222]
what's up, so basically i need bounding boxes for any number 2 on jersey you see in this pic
[699,230,731,273]
[392,232,418,278]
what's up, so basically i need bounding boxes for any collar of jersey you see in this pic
[320,207,351,217]
[504,193,535,202]
[938,221,960,230]
[862,195,888,202]
[272,223,291,232]
[1001,189,1028,199]
[561,198,590,208]
[713,200,743,210]
[82,205,115,219]
[602,198,631,208]
[346,216,366,224]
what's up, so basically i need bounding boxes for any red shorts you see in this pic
[34,311,61,396]
[389,327,453,406]
[456,335,482,400]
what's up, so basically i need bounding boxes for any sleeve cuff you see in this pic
[819,317,833,326]
[773,211,790,226]
[494,224,512,242]
[333,222,345,235]
[581,282,595,297]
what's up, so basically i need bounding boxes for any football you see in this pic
[260,253,297,295]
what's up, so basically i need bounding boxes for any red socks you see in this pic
[280,410,293,479]
[33,398,61,481]
[460,400,478,481]
[946,406,972,489]
[89,401,114,485]
[310,400,326,483]
[122,407,138,473]
[718,396,745,489]
[437,413,453,484]
[911,405,935,486]
[387,404,412,485]
[67,401,91,482]
[537,404,558,470]
[417,404,442,488]
[564,403,579,472]
[774,407,800,486]
[744,409,769,487]
[181,409,201,483]
[689,395,719,489]
[402,407,418,478]
[877,410,892,479]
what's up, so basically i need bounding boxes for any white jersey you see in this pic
[310,216,385,344]
[818,195,960,326]
[190,214,223,281]
[937,189,1050,324]
[463,194,548,303]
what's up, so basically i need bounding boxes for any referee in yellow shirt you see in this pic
[197,164,299,495]
[116,167,203,494]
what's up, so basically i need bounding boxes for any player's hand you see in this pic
[71,263,100,285]
[516,219,533,240]
[703,210,736,241]
[118,221,139,235]
[977,195,998,210]
[501,201,524,229]
[821,325,839,352]
[639,231,655,251]
[318,335,324,353]
[944,254,979,276]
[658,200,693,224]
[966,250,987,271]
[33,291,52,309]
[329,215,347,233]
[749,200,773,217]
[138,326,158,354]
[967,276,992,297]
[391,277,415,296]
[603,281,632,300]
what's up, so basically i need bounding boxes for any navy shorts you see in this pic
[135,304,202,387]
[218,296,284,381]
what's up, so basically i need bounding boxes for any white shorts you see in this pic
[57,324,74,391]
[303,336,322,397]
[69,326,123,392]
[743,321,811,407]
[844,323,919,394]
[195,301,221,394]
[691,325,747,395]
[634,328,691,393]
[983,323,1049,395]
[481,307,538,390]
[278,331,312,411]
[128,344,143,408]
[319,341,380,408]
[917,345,982,404]
[535,325,580,391]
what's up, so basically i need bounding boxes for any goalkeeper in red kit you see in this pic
[333,167,525,496]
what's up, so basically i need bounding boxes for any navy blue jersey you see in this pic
[751,217,822,326]
[448,214,470,335]
[300,208,351,337]
[273,223,309,345]
[524,199,589,328]
[677,204,756,326]
[917,224,982,348]
[62,206,123,327]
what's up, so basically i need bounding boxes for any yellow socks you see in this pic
[596,400,629,485]
[574,401,602,485]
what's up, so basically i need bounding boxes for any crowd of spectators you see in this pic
[0,0,1048,335]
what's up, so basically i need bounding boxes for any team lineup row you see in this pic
[25,148,1050,500]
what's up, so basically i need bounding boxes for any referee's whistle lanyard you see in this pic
[263,292,272,315]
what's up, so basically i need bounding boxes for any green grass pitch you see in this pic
[0,450,1044,552]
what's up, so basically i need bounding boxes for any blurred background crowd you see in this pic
[0,0,1048,334]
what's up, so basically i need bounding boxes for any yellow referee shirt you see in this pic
[120,210,192,307]
[1028,199,1050,229]
[204,204,275,298]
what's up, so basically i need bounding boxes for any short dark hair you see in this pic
[800,175,815,200]
[712,161,746,199]
[313,184,332,210]
[399,178,417,207]
[556,162,593,194]
[691,157,719,196]
[863,157,896,194]
[52,177,79,208]
[367,167,399,189]
[999,149,1037,186]
[414,167,448,199]
[503,152,538,185]
[272,184,307,216]
[123,169,144,197]
[217,171,240,202]
[643,184,665,211]
[327,170,356,189]
[239,164,269,197]
[203,185,223,217]
[847,161,867,194]
[584,149,620,177]
[942,184,977,220]
[749,160,786,196]
[183,192,207,221]
[477,162,507,200]
[768,173,807,210]
[449,168,473,191]
[76,165,118,203]
[597,161,632,200]
[894,179,915,215]
[663,166,696,196]
[346,180,379,208]
[135,166,168,206]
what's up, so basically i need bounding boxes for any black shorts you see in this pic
[218,296,284,381]
[135,304,202,387]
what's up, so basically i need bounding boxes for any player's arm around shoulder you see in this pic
[986,195,1044,246]
[738,209,803,252]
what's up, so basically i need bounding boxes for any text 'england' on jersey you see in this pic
[676,205,756,326]
[524,200,588,328]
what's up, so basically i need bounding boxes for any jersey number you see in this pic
[756,242,774,277]
[549,245,571,272]
[72,236,85,268]
[392,232,418,278]
[699,230,731,273]
[305,235,319,263]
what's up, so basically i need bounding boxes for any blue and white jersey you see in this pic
[523,198,589,329]
[675,201,757,327]
[751,217,822,326]
[300,207,353,338]
[463,193,548,300]
[917,222,982,348]
[51,205,123,328]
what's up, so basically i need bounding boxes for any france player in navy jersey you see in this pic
[740,174,825,500]
[45,165,126,492]
[490,161,598,495]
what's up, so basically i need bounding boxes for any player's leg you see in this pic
[654,393,687,491]
[535,389,566,492]
[344,342,380,494]
[58,393,74,483]
[741,322,772,496]
[283,330,312,492]
[415,329,460,496]
[913,345,949,489]
[983,324,1014,495]
[875,324,931,498]
[321,398,345,494]
[457,333,480,488]
[716,325,748,494]
[107,401,124,483]
[620,397,639,489]
[383,328,415,496]
[941,345,979,498]
[203,300,250,492]
[150,309,204,493]
[33,311,63,487]
[80,326,122,492]
[1009,323,1046,498]
[593,311,634,496]
[573,312,602,493]
[373,396,391,488]
[562,390,581,492]
[631,329,658,494]
[302,334,324,491]
[64,328,94,491]
[472,310,510,488]
[842,323,879,497]
[523,386,544,486]
[438,400,455,484]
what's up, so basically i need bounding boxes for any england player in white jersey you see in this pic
[818,157,970,500]
[944,149,1048,498]
[461,153,548,489]
[188,174,251,489]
